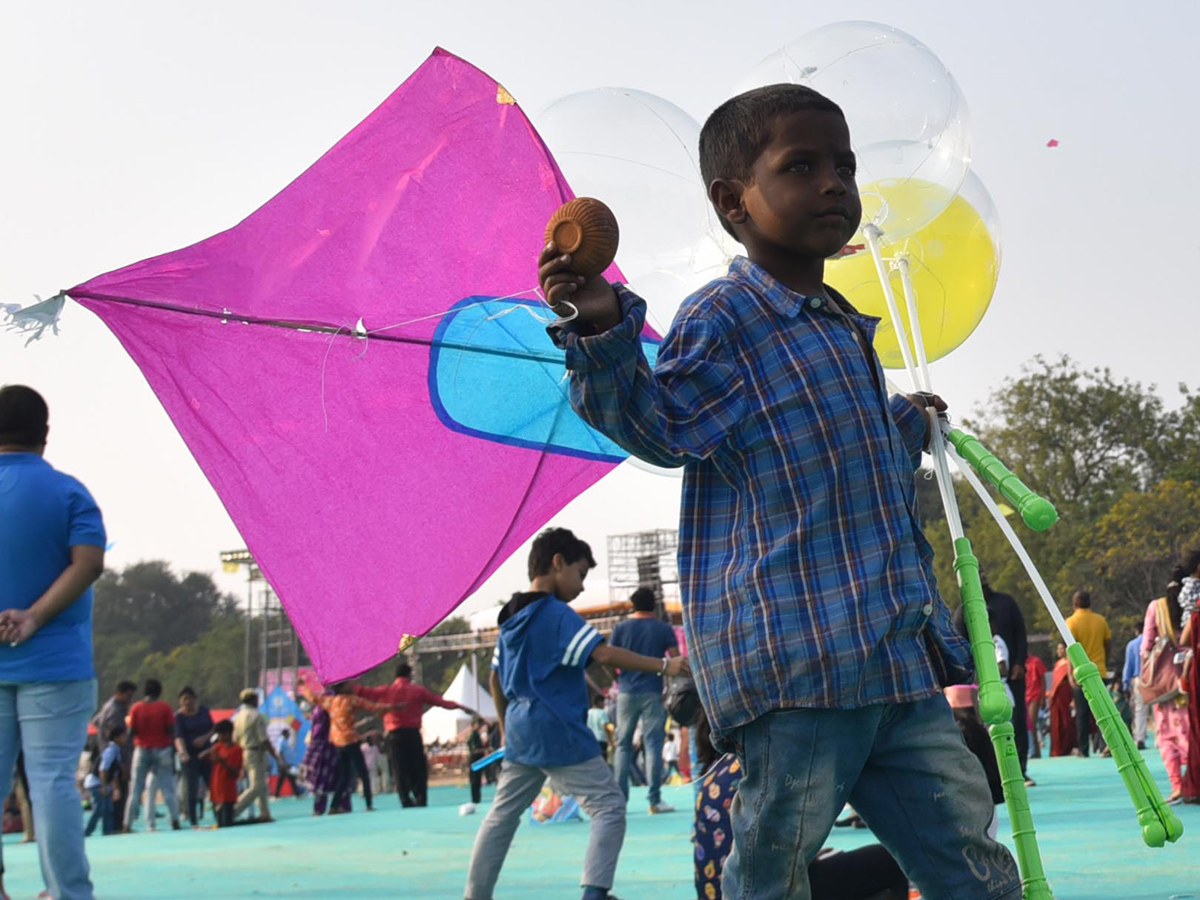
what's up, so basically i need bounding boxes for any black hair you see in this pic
[1181,548,1200,577]
[1167,566,1187,634]
[178,686,196,699]
[0,385,49,448]
[629,586,658,613]
[395,662,413,679]
[144,679,163,699]
[214,719,235,736]
[699,84,845,238]
[1073,590,1092,609]
[106,722,127,741]
[281,728,290,738]
[527,527,597,580]
[116,680,137,695]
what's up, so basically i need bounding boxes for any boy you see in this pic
[464,527,690,900]
[539,85,1020,900]
[84,724,127,836]
[201,720,242,827]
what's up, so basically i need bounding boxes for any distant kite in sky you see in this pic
[1046,139,1059,148]
[66,49,652,682]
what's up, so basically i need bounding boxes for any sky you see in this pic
[3,1,1197,625]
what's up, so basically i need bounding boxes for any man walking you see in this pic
[1065,590,1112,756]
[0,385,106,900]
[123,679,181,832]
[233,688,282,822]
[610,587,679,814]
[1122,630,1148,750]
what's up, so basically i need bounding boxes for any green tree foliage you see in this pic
[920,356,1198,670]
[93,562,252,707]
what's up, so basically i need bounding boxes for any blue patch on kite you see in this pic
[428,296,660,462]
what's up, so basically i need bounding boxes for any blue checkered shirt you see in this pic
[551,257,972,737]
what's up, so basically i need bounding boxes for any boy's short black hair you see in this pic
[106,722,127,741]
[395,661,413,679]
[0,385,50,448]
[527,527,597,580]
[1073,590,1092,609]
[629,586,658,612]
[699,84,845,238]
[214,719,235,736]
[144,679,163,699]
[116,680,137,695]
[178,685,196,699]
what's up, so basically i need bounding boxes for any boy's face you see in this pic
[739,110,861,261]
[552,554,590,602]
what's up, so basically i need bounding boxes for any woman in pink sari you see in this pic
[1142,573,1190,803]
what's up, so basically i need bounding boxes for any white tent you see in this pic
[422,659,496,745]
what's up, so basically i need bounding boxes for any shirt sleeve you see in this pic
[551,285,746,468]
[419,686,463,711]
[65,477,106,549]
[888,394,927,470]
[353,684,390,702]
[663,621,679,652]
[557,607,603,669]
[491,644,501,671]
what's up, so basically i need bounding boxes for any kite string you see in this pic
[363,285,549,336]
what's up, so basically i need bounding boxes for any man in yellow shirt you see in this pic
[1065,591,1111,756]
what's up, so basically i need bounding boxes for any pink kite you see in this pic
[70,49,647,682]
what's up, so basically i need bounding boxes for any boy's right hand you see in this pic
[664,656,691,678]
[538,242,621,334]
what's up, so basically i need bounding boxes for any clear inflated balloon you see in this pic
[826,171,1001,368]
[737,21,971,244]
[535,89,718,289]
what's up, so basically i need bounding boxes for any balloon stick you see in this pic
[886,247,1052,900]
[941,436,1184,848]
[943,427,1058,532]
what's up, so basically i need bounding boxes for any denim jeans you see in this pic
[84,786,114,836]
[124,744,180,830]
[614,691,667,806]
[721,695,1021,900]
[0,679,97,900]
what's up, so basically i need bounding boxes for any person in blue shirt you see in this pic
[0,385,106,900]
[609,586,679,813]
[84,723,128,837]
[1122,630,1148,749]
[539,85,1019,900]
[464,528,689,900]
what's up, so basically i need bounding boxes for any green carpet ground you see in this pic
[2,750,1196,899]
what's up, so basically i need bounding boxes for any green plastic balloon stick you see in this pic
[945,429,1058,532]
[954,537,1011,724]
[989,722,1055,900]
[1067,643,1184,846]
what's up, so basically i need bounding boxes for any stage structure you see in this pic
[606,529,679,616]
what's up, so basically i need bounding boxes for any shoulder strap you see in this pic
[1156,597,1176,645]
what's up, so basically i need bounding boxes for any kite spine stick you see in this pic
[943,428,1058,532]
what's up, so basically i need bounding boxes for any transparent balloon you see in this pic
[825,171,1001,368]
[737,20,971,244]
[535,88,718,289]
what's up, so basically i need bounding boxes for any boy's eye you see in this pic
[787,161,811,174]
[836,165,856,178]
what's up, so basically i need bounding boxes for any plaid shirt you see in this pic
[552,257,971,736]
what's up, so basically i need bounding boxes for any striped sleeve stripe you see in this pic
[562,624,600,667]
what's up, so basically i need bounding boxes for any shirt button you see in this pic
[922,603,934,616]
[809,297,823,308]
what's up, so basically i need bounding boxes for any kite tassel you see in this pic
[2,292,67,346]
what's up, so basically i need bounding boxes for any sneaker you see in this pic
[1136,740,1147,750]
[648,802,675,815]
[1024,777,1037,787]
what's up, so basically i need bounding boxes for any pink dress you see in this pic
[1143,599,1190,793]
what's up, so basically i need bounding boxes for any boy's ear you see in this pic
[709,178,748,230]
[550,552,565,572]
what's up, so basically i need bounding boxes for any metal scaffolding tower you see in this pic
[220,549,305,695]
[606,529,679,611]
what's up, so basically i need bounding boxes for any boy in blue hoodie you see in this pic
[464,528,690,900]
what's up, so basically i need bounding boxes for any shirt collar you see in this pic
[727,256,872,322]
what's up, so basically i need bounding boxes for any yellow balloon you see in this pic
[827,177,1000,369]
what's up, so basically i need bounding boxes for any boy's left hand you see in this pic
[906,392,948,450]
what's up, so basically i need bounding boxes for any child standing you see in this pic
[84,724,127,836]
[201,720,243,827]
[464,528,689,900]
[540,85,1019,900]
